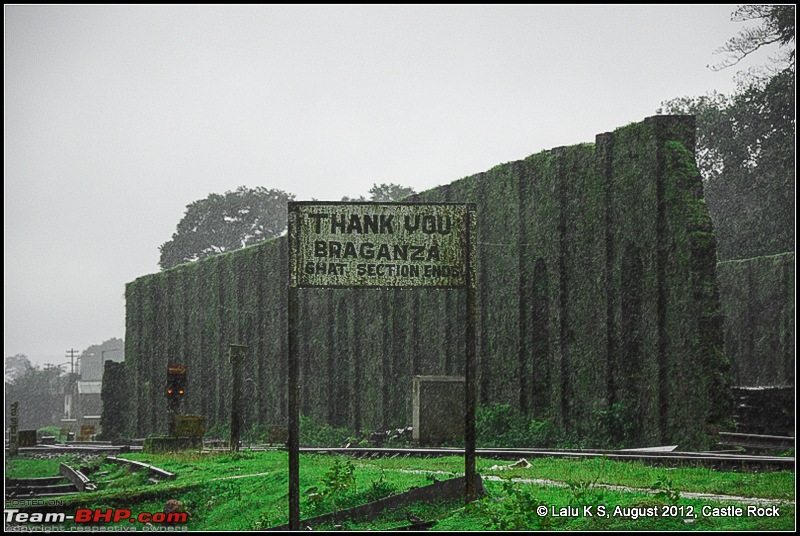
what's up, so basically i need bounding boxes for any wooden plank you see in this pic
[266,474,484,531]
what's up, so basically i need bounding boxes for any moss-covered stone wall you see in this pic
[118,115,729,447]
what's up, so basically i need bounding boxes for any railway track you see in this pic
[8,441,793,473]
[4,457,176,501]
[718,432,795,450]
[11,444,142,455]
[291,446,794,472]
[5,476,78,499]
[5,463,94,499]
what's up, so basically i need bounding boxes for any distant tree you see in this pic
[342,183,417,202]
[4,354,32,382]
[711,5,795,74]
[5,365,65,430]
[159,186,295,270]
[368,183,417,201]
[658,5,795,260]
[340,194,367,202]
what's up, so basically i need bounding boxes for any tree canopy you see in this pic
[4,363,65,431]
[659,5,795,261]
[4,353,32,382]
[711,5,795,73]
[159,186,295,270]
[341,182,417,202]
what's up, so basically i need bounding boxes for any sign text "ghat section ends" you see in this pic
[289,203,474,288]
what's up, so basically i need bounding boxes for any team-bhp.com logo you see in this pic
[5,508,188,525]
[75,509,187,524]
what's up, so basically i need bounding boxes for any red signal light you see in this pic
[167,367,188,398]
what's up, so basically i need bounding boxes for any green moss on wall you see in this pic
[116,115,729,448]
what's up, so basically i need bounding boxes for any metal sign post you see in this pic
[464,207,477,501]
[287,202,477,529]
[287,207,301,530]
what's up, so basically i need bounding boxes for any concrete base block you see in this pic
[412,376,464,446]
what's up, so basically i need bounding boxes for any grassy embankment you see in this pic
[5,451,795,530]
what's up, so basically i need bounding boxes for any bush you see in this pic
[590,402,638,449]
[305,457,399,515]
[476,403,639,449]
[205,423,230,441]
[476,480,552,530]
[476,404,563,448]
[37,426,66,442]
[300,415,360,448]
[246,424,271,443]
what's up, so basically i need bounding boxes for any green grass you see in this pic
[475,457,796,501]
[4,451,795,531]
[349,455,795,501]
[5,456,81,479]
[433,481,795,531]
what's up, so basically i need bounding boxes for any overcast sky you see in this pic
[4,5,777,367]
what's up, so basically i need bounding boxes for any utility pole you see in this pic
[65,349,79,375]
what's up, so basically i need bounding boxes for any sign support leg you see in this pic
[465,205,477,501]
[288,287,300,529]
